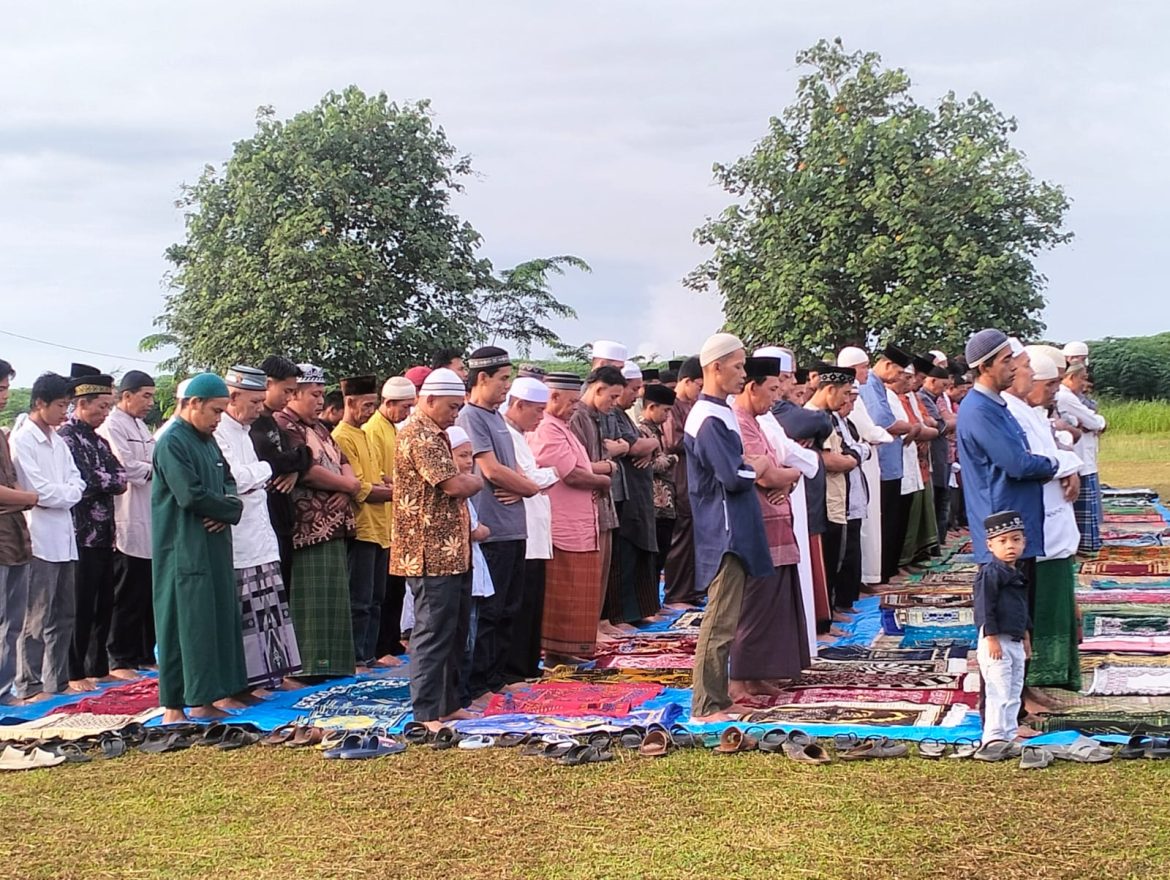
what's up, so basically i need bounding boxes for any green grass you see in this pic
[4,747,1170,880]
[1098,398,1170,435]
[1099,431,1170,500]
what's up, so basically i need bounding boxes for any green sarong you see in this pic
[290,539,355,678]
[899,485,939,566]
[1026,557,1082,690]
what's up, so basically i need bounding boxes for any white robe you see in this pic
[848,396,893,585]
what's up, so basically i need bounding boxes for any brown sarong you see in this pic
[731,565,812,681]
[541,548,604,657]
[809,533,831,625]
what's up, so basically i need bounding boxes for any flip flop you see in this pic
[637,729,672,757]
[337,734,407,759]
[1119,734,1152,760]
[1049,735,1113,764]
[540,741,576,759]
[260,723,298,746]
[841,737,908,761]
[403,722,432,745]
[495,732,528,748]
[138,731,193,754]
[947,738,981,760]
[322,733,367,760]
[973,740,1021,763]
[457,734,495,750]
[586,731,614,750]
[1019,746,1056,770]
[217,727,261,751]
[114,723,147,747]
[780,729,814,758]
[99,734,127,760]
[51,743,92,764]
[758,729,788,754]
[557,744,613,766]
[197,723,231,746]
[431,727,461,751]
[713,726,757,754]
[918,738,949,759]
[618,726,647,749]
[668,724,698,748]
[833,733,861,751]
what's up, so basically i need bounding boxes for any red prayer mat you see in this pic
[483,681,663,717]
[58,678,159,715]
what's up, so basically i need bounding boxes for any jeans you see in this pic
[978,634,1026,743]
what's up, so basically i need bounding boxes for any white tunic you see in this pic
[96,406,155,559]
[213,413,278,569]
[887,389,922,495]
[506,422,559,561]
[1055,385,1106,476]
[848,396,893,585]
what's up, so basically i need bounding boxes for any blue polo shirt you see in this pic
[860,370,902,481]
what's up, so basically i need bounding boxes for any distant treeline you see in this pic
[1088,332,1170,401]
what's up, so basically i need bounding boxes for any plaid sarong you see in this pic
[238,561,303,687]
[290,539,355,677]
[541,548,604,657]
[1074,472,1103,553]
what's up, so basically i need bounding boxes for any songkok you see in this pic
[1026,345,1066,372]
[837,346,869,369]
[340,375,378,397]
[678,356,703,381]
[879,345,912,368]
[754,346,795,373]
[984,510,1025,540]
[641,368,660,382]
[70,362,100,379]
[509,377,550,404]
[467,346,511,371]
[381,376,417,401]
[667,359,685,371]
[1008,337,1025,357]
[71,372,115,396]
[404,366,432,391]
[517,363,547,380]
[817,363,856,386]
[912,355,937,376]
[621,361,643,380]
[965,329,1010,368]
[741,357,778,380]
[643,384,676,406]
[224,365,267,391]
[118,370,156,393]
[420,368,466,398]
[699,332,744,367]
[1030,353,1059,382]
[185,372,229,400]
[175,378,192,400]
[297,363,326,385]
[592,340,628,362]
[446,426,470,449]
[794,368,810,385]
[1063,341,1089,358]
[927,365,949,380]
[659,369,678,385]
[545,371,583,391]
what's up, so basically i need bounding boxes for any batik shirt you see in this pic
[637,418,678,519]
[58,417,127,549]
[275,410,355,549]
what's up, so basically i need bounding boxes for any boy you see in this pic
[975,510,1032,750]
[637,383,678,590]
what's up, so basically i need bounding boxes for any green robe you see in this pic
[152,418,246,708]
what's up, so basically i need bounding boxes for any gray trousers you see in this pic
[15,558,76,698]
[0,563,30,699]
[407,572,471,722]
[691,554,746,717]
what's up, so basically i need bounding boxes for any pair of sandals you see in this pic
[322,732,407,760]
[195,722,263,751]
[262,723,326,748]
[758,729,831,764]
[919,738,981,760]
[1119,734,1170,760]
[833,734,909,761]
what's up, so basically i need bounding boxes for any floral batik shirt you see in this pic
[275,410,356,549]
[57,417,127,549]
[637,418,678,520]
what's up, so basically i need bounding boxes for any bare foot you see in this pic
[725,702,754,717]
[139,664,158,672]
[690,711,735,723]
[829,625,848,637]
[251,688,275,700]
[375,655,405,667]
[213,697,250,710]
[831,611,855,622]
[422,720,444,733]
[356,665,372,675]
[664,602,695,610]
[91,675,121,684]
[743,679,784,696]
[189,704,230,719]
[279,678,302,691]
[107,668,141,681]
[21,692,55,704]
[162,708,188,724]
[612,623,638,634]
[67,679,97,693]
[1016,725,1042,739]
[440,708,478,722]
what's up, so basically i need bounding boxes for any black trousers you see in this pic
[837,519,863,610]
[407,573,472,722]
[276,532,294,598]
[821,522,845,611]
[70,546,115,680]
[470,540,526,696]
[933,483,951,547]
[654,517,674,592]
[503,558,546,684]
[879,480,909,582]
[949,487,967,530]
[376,573,407,656]
[108,552,154,669]
[663,509,698,604]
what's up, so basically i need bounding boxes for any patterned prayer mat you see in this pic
[881,591,971,608]
[1080,635,1170,654]
[1098,545,1170,559]
[670,610,705,630]
[291,679,413,729]
[593,653,694,670]
[746,687,978,709]
[483,681,663,717]
[1079,561,1170,577]
[57,678,159,716]
[899,625,977,649]
[1087,665,1170,696]
[817,645,968,663]
[1084,613,1170,638]
[1033,689,1170,714]
[1080,652,1170,671]
[796,669,968,689]
[0,708,163,740]
[898,607,976,628]
[914,572,978,586]
[1102,514,1166,524]
[541,666,694,688]
[744,702,968,727]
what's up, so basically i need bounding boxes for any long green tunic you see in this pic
[152,418,246,708]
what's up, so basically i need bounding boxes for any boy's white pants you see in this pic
[978,636,1026,743]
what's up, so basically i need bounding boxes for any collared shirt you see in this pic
[600,408,639,503]
[58,417,127,550]
[457,403,527,542]
[275,409,355,549]
[917,387,951,489]
[333,421,390,549]
[214,412,279,568]
[859,370,902,480]
[530,411,598,554]
[569,405,618,531]
[1055,385,1106,475]
[734,400,799,567]
[96,407,155,559]
[390,410,469,577]
[250,407,312,540]
[890,389,923,496]
[506,420,558,561]
[637,418,678,520]
[363,409,399,546]
[975,559,1031,638]
[0,429,32,566]
[11,419,86,562]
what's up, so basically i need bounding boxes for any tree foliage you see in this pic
[150,87,584,377]
[687,39,1072,361]
[1087,333,1170,401]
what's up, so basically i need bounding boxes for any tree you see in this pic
[687,39,1072,361]
[148,87,584,376]
[1086,333,1170,400]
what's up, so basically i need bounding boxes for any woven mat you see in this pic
[881,591,971,609]
[746,687,978,709]
[1080,561,1170,577]
[0,708,163,740]
[1087,665,1170,696]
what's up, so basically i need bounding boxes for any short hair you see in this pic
[0,359,13,381]
[585,365,627,388]
[431,347,464,370]
[259,356,300,381]
[1066,363,1088,378]
[31,372,73,406]
[323,390,345,411]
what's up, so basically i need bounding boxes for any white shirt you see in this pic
[469,500,495,598]
[213,413,278,569]
[887,389,922,495]
[847,395,895,446]
[1004,392,1083,559]
[506,421,558,561]
[96,406,155,559]
[1055,385,1106,475]
[10,419,85,563]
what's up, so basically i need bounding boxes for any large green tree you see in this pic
[147,87,584,376]
[687,39,1072,361]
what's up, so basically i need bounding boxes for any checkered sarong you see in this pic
[1075,472,1103,553]
[290,539,355,677]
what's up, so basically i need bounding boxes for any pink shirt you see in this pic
[530,412,599,553]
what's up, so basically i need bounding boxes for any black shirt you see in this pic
[974,558,1031,638]
[249,408,312,538]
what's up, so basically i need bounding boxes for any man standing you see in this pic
[662,355,703,607]
[686,333,773,722]
[58,367,126,692]
[392,368,484,731]
[1056,364,1107,554]
[214,366,303,692]
[11,372,85,701]
[457,346,538,697]
[319,391,345,432]
[332,375,393,669]
[637,383,679,589]
[276,364,361,680]
[97,370,157,679]
[363,375,416,661]
[918,363,954,551]
[0,359,36,705]
[151,373,246,722]
[431,348,468,380]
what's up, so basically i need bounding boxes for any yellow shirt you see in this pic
[332,421,389,548]
[363,411,398,545]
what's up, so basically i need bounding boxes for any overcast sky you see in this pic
[2,1,1166,381]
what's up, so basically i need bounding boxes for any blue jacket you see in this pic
[685,395,773,589]
[860,370,902,481]
[957,385,1057,563]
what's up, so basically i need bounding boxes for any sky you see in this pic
[2,1,1167,381]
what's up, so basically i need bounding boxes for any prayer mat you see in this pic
[744,702,966,727]
[291,678,412,729]
[899,607,976,628]
[57,678,159,716]
[1098,545,1170,559]
[1032,689,1170,714]
[0,708,163,741]
[795,670,968,689]
[1087,665,1170,696]
[1102,487,1158,500]
[1101,514,1166,524]
[593,653,694,670]
[1082,578,1170,591]
[1080,636,1170,654]
[670,610,705,630]
[914,572,978,586]
[1038,713,1170,735]
[540,665,693,688]
[1080,652,1170,671]
[1079,561,1170,577]
[899,625,977,649]
[817,645,967,663]
[483,681,663,717]
[762,687,978,708]
[1085,614,1170,638]
[881,591,971,608]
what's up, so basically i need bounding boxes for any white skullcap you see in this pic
[509,376,550,404]
[381,376,417,401]
[1026,344,1066,371]
[929,350,948,365]
[296,363,326,385]
[1008,337,1025,357]
[1063,341,1089,358]
[903,364,916,374]
[621,360,643,380]
[175,378,192,400]
[1030,353,1059,381]
[753,346,795,372]
[445,426,470,448]
[592,340,628,362]
[700,332,744,367]
[837,346,869,369]
[420,368,466,398]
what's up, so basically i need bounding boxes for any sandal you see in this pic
[540,741,576,759]
[758,729,788,754]
[457,734,496,750]
[197,723,231,746]
[713,726,757,754]
[668,724,697,748]
[557,744,613,766]
[1019,745,1056,770]
[403,722,433,745]
[973,740,1022,763]
[1119,734,1152,760]
[947,738,981,760]
[918,738,949,759]
[618,726,647,750]
[217,727,261,751]
[288,726,326,748]
[52,742,92,764]
[260,723,298,746]
[495,732,528,748]
[99,734,127,760]
[139,730,194,754]
[637,729,672,757]
[322,733,367,760]
[431,727,461,751]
